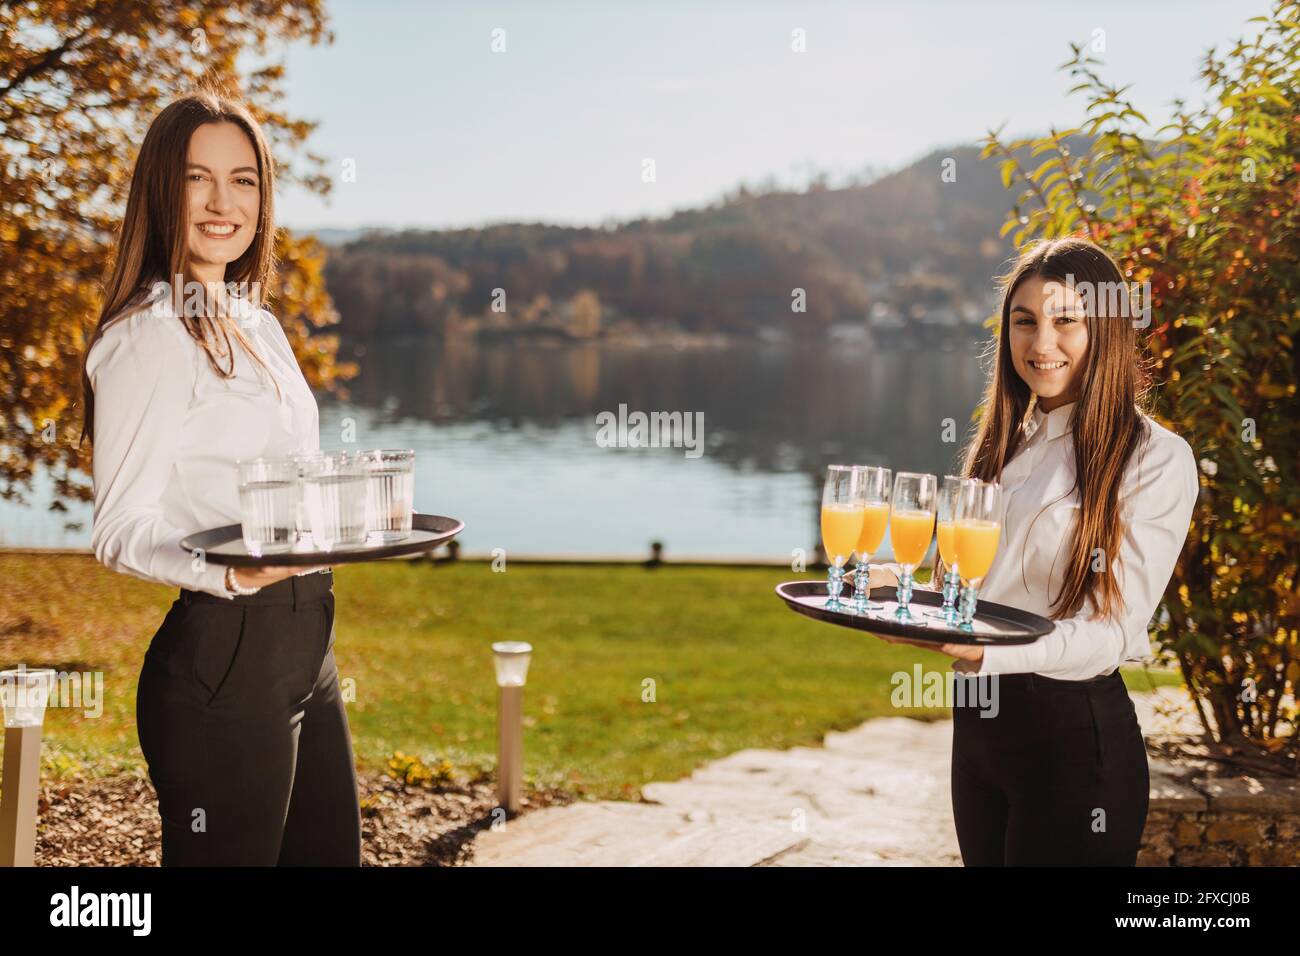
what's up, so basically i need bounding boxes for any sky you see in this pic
[272,0,1263,231]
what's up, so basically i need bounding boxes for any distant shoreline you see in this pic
[332,322,993,350]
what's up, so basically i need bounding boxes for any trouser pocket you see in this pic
[1086,674,1144,771]
[318,591,336,677]
[1084,690,1106,773]
[189,604,249,708]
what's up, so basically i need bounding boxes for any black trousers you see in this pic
[950,670,1149,866]
[135,570,361,866]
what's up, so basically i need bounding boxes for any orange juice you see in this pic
[821,504,864,565]
[890,508,935,567]
[855,502,890,557]
[954,519,1000,580]
[936,521,956,565]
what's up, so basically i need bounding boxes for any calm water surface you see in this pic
[2,336,991,559]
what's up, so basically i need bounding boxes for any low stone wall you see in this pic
[1139,747,1300,866]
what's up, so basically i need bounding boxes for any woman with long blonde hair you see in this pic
[869,236,1198,865]
[80,91,359,866]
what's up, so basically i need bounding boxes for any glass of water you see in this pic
[358,449,415,543]
[300,452,368,551]
[291,451,327,549]
[237,457,298,556]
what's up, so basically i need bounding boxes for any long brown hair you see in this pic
[79,90,281,445]
[940,236,1154,622]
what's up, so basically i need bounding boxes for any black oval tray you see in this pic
[179,513,464,567]
[775,580,1053,646]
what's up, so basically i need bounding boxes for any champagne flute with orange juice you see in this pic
[926,475,968,624]
[888,472,937,625]
[820,465,866,611]
[953,479,1003,632]
[849,465,891,614]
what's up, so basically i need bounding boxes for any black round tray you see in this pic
[179,513,464,567]
[775,581,1053,646]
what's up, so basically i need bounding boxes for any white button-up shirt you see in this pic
[87,287,321,599]
[887,401,1199,681]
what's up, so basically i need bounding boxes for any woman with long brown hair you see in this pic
[868,236,1198,865]
[80,91,360,865]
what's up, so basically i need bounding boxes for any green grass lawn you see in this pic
[0,554,1182,798]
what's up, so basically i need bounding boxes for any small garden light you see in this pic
[491,642,532,814]
[0,666,56,866]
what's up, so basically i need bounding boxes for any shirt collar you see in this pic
[1028,400,1077,443]
[140,283,262,327]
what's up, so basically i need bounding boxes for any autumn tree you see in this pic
[983,1,1300,766]
[0,0,355,521]
[324,247,471,337]
[568,289,602,338]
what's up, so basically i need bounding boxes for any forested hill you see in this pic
[319,144,1029,341]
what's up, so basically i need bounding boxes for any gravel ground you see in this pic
[33,769,573,866]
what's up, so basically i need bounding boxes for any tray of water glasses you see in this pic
[774,581,1054,646]
[179,513,465,567]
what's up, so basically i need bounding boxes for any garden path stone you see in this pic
[469,685,1200,866]
[469,715,960,866]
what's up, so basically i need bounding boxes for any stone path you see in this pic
[468,684,1209,867]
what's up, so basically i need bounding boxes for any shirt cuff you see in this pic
[976,640,1046,676]
[195,559,236,599]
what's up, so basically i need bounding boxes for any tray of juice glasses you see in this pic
[773,581,1054,646]
[180,512,465,567]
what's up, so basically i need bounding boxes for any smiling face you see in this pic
[185,121,261,284]
[1008,274,1090,412]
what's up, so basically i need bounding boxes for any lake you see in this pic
[2,334,992,559]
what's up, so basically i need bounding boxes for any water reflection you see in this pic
[316,336,991,557]
[3,337,992,557]
[344,337,989,470]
